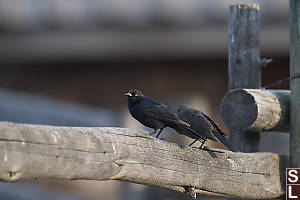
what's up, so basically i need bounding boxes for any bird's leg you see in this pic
[150,129,157,136]
[199,139,206,148]
[200,146,224,153]
[156,128,164,138]
[188,139,198,147]
[191,139,207,149]
[198,140,225,153]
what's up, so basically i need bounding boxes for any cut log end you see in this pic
[220,89,258,129]
[220,89,290,132]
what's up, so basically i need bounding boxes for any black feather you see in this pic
[177,105,236,151]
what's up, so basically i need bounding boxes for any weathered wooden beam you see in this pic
[0,121,283,199]
[220,89,290,132]
[290,0,300,168]
[227,4,262,152]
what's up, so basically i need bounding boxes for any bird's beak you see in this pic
[124,92,132,97]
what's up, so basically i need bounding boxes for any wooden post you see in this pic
[227,4,261,152]
[290,0,300,167]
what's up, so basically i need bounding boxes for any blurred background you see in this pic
[0,0,289,199]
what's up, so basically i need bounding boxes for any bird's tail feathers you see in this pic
[213,131,236,152]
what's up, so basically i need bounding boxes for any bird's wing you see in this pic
[175,125,207,141]
[179,109,217,141]
[179,108,234,150]
[144,100,189,126]
[200,112,226,136]
[200,112,235,150]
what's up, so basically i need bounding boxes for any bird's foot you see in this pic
[199,146,224,153]
[200,146,208,150]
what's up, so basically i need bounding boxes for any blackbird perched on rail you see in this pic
[125,89,206,142]
[177,105,235,151]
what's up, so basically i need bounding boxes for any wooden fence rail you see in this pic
[220,89,290,132]
[0,121,283,199]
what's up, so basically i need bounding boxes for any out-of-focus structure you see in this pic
[0,0,290,199]
[0,0,289,62]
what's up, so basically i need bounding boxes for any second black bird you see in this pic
[125,89,206,142]
[177,105,236,151]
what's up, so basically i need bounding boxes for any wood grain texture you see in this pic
[220,89,290,132]
[290,0,300,168]
[0,121,283,199]
[227,4,261,152]
[228,4,261,90]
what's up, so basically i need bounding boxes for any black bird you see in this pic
[177,105,235,151]
[125,89,206,141]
